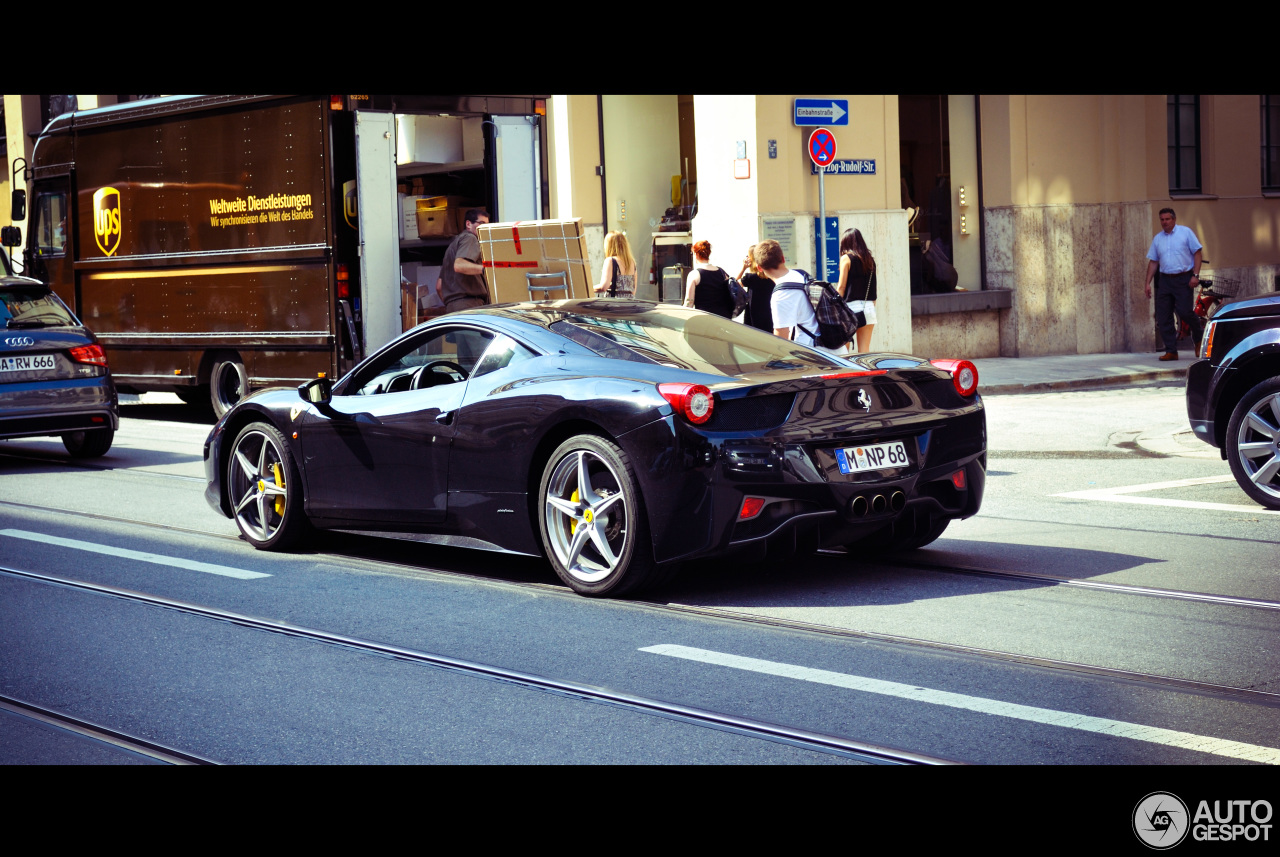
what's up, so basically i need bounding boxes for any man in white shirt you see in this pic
[1143,207,1203,360]
[754,239,819,348]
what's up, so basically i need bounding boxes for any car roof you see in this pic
[454,299,702,330]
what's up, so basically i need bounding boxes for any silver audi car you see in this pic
[0,247,118,457]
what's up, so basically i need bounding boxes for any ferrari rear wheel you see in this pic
[1225,377,1280,510]
[228,421,308,550]
[538,434,656,596]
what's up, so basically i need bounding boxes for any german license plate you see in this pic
[836,440,910,474]
[0,354,56,374]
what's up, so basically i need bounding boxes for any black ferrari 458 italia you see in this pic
[204,300,986,596]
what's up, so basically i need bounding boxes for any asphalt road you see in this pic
[1,385,1278,766]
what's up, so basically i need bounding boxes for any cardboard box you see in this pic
[477,218,593,305]
[402,195,429,239]
[416,195,473,238]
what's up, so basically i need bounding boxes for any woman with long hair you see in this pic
[593,231,637,297]
[736,243,774,332]
[836,227,877,353]
[683,239,734,318]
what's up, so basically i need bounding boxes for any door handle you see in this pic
[435,410,454,426]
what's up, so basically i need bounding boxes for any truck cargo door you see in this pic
[354,110,402,356]
[491,116,541,222]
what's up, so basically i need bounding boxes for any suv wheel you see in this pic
[1226,377,1280,510]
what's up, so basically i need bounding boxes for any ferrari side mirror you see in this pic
[299,376,332,405]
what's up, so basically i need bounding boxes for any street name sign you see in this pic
[811,158,877,175]
[794,99,849,126]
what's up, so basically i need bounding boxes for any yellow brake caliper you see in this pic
[570,489,579,534]
[272,462,286,516]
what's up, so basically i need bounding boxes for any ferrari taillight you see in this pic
[930,359,979,397]
[658,383,714,425]
[69,344,108,366]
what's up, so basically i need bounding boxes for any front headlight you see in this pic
[1201,321,1216,360]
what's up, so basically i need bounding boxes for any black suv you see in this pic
[0,248,119,457]
[1186,292,1280,508]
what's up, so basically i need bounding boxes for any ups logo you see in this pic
[93,187,121,256]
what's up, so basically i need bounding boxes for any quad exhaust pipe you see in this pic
[850,490,907,518]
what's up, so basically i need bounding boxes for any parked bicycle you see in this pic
[1180,273,1241,351]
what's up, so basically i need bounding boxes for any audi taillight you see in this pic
[930,359,978,397]
[69,344,108,366]
[658,383,714,425]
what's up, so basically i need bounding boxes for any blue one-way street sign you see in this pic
[794,99,849,126]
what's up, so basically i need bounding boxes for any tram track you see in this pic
[0,693,218,765]
[4,497,1280,708]
[0,565,948,766]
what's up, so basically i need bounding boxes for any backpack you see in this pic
[726,274,749,318]
[777,271,859,349]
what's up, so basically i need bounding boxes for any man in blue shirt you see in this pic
[1143,207,1203,360]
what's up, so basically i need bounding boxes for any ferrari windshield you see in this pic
[550,304,847,376]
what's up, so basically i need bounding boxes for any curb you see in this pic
[981,368,1188,396]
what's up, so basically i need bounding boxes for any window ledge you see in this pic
[1168,193,1218,200]
[1263,191,1280,198]
[912,289,1013,316]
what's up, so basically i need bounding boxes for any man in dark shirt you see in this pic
[439,208,490,312]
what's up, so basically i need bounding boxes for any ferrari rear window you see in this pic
[551,307,845,376]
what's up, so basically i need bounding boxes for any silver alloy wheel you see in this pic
[1234,391,1280,502]
[229,428,290,543]
[543,449,628,583]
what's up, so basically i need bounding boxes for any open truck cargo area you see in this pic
[17,94,549,416]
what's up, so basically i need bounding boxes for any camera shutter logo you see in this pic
[93,187,122,257]
[1134,792,1190,849]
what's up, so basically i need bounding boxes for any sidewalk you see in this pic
[972,351,1191,396]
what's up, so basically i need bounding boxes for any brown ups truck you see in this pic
[13,94,549,415]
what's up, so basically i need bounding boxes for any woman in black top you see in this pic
[737,244,774,332]
[683,240,735,319]
[836,227,878,353]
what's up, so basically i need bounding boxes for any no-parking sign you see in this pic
[808,128,836,167]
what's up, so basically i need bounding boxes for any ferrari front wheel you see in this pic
[538,435,655,596]
[228,421,309,550]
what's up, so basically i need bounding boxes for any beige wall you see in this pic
[980,94,1280,357]
[601,95,681,301]
[690,95,758,281]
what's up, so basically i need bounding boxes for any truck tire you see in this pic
[210,358,247,418]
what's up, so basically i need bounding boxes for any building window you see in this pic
[1264,96,1280,192]
[1167,95,1201,194]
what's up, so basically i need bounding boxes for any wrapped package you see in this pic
[478,218,593,304]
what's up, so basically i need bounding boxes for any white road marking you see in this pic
[1054,475,1280,516]
[640,644,1280,764]
[0,529,270,580]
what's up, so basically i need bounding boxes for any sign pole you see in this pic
[808,127,835,282]
[819,165,826,281]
